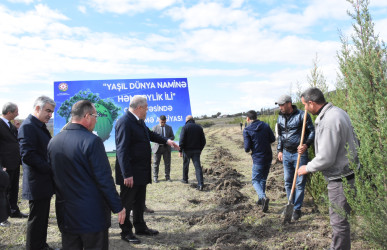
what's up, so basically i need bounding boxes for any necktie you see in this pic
[8,121,17,137]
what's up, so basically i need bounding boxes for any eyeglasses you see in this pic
[90,113,99,118]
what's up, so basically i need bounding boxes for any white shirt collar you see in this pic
[1,117,10,127]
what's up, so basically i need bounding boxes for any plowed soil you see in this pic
[0,121,370,249]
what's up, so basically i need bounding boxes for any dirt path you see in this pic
[0,123,369,249]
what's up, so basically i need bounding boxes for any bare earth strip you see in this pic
[0,121,370,249]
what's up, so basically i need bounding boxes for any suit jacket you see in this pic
[115,111,167,186]
[48,123,122,234]
[18,114,54,200]
[0,119,21,171]
[151,124,174,153]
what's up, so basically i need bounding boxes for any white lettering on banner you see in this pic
[166,115,183,122]
[117,92,176,103]
[144,117,155,123]
[157,80,186,88]
[148,105,173,112]
[103,83,128,91]
[129,81,156,89]
[103,80,186,91]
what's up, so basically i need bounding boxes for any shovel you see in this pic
[283,108,308,224]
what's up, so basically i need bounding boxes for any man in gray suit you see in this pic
[152,115,175,182]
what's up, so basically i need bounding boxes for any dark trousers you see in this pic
[182,151,203,186]
[152,146,171,179]
[119,185,147,236]
[6,166,20,211]
[0,170,10,222]
[62,229,108,250]
[26,198,51,250]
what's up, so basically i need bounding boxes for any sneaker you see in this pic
[153,178,158,183]
[180,179,188,184]
[262,197,270,213]
[292,210,301,221]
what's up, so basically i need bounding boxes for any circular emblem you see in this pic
[58,83,68,92]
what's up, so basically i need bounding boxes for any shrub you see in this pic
[336,0,387,247]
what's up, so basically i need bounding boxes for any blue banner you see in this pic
[53,78,191,152]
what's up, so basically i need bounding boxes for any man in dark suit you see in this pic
[48,100,126,249]
[115,95,179,244]
[152,115,175,182]
[0,102,28,219]
[179,115,206,190]
[18,96,56,250]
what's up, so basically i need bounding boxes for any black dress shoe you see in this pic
[144,207,154,213]
[10,211,29,218]
[121,234,141,244]
[135,228,159,236]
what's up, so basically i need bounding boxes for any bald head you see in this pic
[185,115,193,122]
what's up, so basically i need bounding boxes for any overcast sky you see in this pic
[1,0,386,119]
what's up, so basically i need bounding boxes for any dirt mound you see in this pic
[212,146,239,162]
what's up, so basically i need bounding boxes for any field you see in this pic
[0,120,370,249]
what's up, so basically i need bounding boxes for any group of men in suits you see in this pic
[1,94,207,249]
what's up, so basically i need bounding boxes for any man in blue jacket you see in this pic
[18,96,56,250]
[276,94,315,221]
[48,100,126,249]
[243,110,276,212]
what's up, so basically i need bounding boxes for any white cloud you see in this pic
[167,2,256,29]
[7,0,34,4]
[78,5,87,14]
[86,0,179,14]
[260,0,351,34]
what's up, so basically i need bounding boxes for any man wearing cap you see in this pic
[276,94,315,221]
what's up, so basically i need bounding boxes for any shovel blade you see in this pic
[283,203,294,224]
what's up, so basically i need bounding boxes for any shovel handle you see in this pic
[288,108,308,202]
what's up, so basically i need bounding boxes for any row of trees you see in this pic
[290,0,385,247]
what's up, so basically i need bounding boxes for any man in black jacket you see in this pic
[276,94,315,221]
[179,115,206,190]
[0,102,28,219]
[115,95,179,244]
[18,96,56,250]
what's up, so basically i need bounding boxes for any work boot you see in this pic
[292,210,301,221]
[262,197,270,213]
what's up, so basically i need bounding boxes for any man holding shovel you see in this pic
[276,94,315,221]
[298,88,358,250]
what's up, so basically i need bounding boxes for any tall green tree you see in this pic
[337,0,386,247]
[307,54,329,95]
